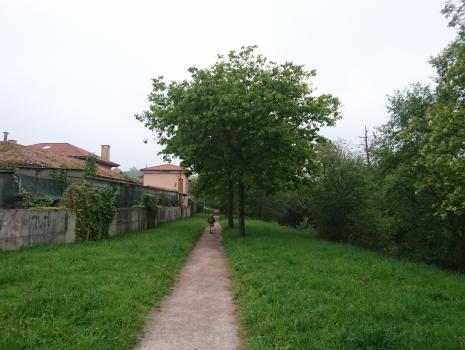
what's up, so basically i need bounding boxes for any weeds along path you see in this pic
[134,217,240,350]
[0,216,206,349]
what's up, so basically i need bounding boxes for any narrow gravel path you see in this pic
[134,217,240,350]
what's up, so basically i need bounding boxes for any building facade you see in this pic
[140,164,191,207]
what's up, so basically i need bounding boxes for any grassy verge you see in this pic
[222,219,465,350]
[0,214,206,350]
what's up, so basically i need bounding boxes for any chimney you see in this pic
[101,145,110,161]
[3,132,9,142]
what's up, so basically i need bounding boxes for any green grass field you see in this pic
[222,219,465,350]
[0,215,206,350]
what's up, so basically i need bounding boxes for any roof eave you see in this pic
[73,156,120,168]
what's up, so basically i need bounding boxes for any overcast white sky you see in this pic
[0,0,455,170]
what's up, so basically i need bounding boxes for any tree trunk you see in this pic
[227,182,234,228]
[238,182,245,236]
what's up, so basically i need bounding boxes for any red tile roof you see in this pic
[140,164,185,171]
[27,143,120,168]
[0,142,132,182]
[1,142,85,169]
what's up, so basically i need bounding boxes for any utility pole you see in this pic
[359,126,371,166]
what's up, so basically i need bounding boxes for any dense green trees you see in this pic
[371,84,448,260]
[309,142,387,247]
[245,1,465,269]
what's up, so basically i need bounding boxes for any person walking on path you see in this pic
[208,213,216,234]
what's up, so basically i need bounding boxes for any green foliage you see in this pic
[419,103,465,218]
[245,188,313,227]
[136,45,340,234]
[371,84,451,262]
[141,193,159,228]
[309,127,461,267]
[344,326,401,350]
[296,217,318,237]
[222,219,465,349]
[64,181,117,240]
[310,142,389,247]
[383,1,465,266]
[0,215,205,349]
[191,173,227,210]
[303,2,465,269]
[84,155,97,179]
[418,10,465,220]
[20,192,54,209]
[442,0,465,36]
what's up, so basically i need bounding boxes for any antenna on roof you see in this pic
[3,132,9,142]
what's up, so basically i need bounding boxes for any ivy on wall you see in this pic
[84,155,97,179]
[61,156,117,241]
[64,181,117,240]
[21,192,54,208]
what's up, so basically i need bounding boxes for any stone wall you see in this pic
[108,207,147,237]
[0,206,187,250]
[0,209,75,250]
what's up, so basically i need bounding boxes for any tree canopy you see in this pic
[136,46,340,235]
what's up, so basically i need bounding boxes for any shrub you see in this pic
[141,193,159,228]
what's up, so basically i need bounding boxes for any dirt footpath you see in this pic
[134,218,240,350]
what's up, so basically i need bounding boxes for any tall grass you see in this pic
[0,215,206,350]
[223,219,465,350]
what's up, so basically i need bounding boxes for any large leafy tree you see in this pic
[136,46,340,235]
[418,0,465,219]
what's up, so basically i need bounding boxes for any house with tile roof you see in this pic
[0,141,130,207]
[0,141,180,209]
[140,164,192,208]
[0,142,126,181]
[27,143,119,169]
[140,164,189,194]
